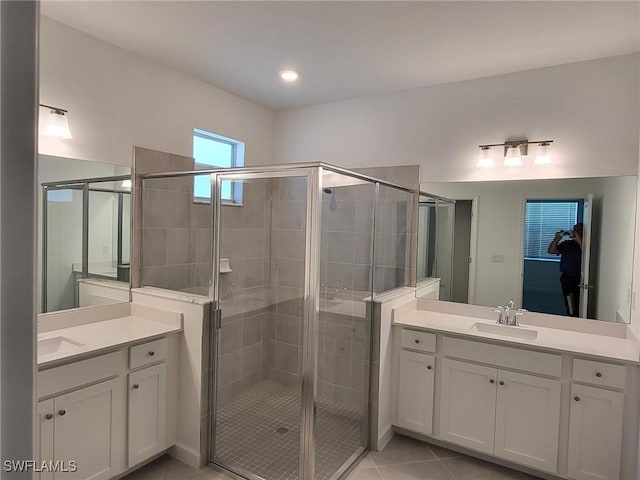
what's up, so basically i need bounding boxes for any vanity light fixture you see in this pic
[279,70,299,82]
[477,146,495,168]
[504,145,523,167]
[533,142,553,165]
[40,104,72,139]
[477,140,554,168]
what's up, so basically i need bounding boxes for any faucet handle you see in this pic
[492,306,506,324]
[507,299,515,309]
[512,309,527,326]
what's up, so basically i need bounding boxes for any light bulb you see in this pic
[534,143,552,165]
[504,145,522,167]
[42,109,72,139]
[477,147,495,168]
[279,70,299,82]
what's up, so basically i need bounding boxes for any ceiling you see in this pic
[41,1,640,110]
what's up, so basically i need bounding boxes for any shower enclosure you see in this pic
[417,193,455,301]
[139,163,414,480]
[41,175,131,312]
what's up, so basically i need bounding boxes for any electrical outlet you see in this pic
[491,255,504,264]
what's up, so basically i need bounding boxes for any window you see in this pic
[193,128,244,204]
[524,199,583,260]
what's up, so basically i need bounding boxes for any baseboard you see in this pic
[168,442,201,468]
[375,425,394,451]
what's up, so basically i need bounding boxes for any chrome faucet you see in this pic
[493,300,526,326]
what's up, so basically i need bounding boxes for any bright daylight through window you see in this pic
[193,128,244,203]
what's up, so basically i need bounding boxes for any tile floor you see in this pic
[122,434,541,480]
[214,380,363,480]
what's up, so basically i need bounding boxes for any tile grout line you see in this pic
[436,456,458,480]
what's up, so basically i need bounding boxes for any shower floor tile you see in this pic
[214,380,364,480]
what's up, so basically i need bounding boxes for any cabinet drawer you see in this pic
[129,338,167,369]
[38,350,126,399]
[442,336,562,378]
[401,329,436,353]
[572,359,626,390]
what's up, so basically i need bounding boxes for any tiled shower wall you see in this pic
[265,177,308,386]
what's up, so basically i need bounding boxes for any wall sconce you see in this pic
[477,139,553,168]
[40,104,72,139]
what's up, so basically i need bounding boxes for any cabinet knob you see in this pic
[574,396,581,402]
[499,381,505,386]
[426,365,432,370]
[132,384,140,389]
[58,409,66,416]
[595,372,602,378]
[489,379,495,384]
[44,413,53,420]
[148,351,155,356]
[414,339,420,344]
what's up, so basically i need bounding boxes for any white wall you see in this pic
[421,177,636,322]
[598,177,637,323]
[39,17,275,167]
[275,54,639,182]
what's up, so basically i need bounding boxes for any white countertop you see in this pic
[394,309,640,364]
[37,316,182,369]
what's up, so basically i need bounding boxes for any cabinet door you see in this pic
[397,350,435,435]
[36,400,55,480]
[54,376,126,480]
[494,370,561,473]
[567,384,624,480]
[439,358,497,454]
[128,363,167,466]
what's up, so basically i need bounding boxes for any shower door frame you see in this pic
[207,167,321,480]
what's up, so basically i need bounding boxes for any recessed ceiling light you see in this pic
[280,70,299,82]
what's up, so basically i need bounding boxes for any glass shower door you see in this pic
[211,172,311,480]
[315,171,374,480]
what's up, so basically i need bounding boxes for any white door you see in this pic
[579,194,593,318]
[439,358,497,454]
[54,377,126,480]
[567,384,624,480]
[128,363,167,466]
[37,399,55,480]
[494,370,561,473]
[397,350,435,435]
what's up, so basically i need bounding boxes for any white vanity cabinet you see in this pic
[397,350,435,435]
[37,335,177,480]
[396,330,436,435]
[438,358,561,471]
[567,360,626,480]
[128,363,167,466]
[494,369,561,472]
[439,359,497,454]
[36,377,127,480]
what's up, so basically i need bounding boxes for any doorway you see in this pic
[451,200,473,304]
[521,199,585,316]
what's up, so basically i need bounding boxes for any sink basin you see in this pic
[320,299,340,310]
[38,336,84,356]
[470,322,538,340]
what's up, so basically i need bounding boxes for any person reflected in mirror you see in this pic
[548,223,583,317]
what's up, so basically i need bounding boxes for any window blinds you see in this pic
[524,201,579,260]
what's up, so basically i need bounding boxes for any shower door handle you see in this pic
[212,308,222,329]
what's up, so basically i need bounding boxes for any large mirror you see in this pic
[417,176,637,323]
[38,154,132,314]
